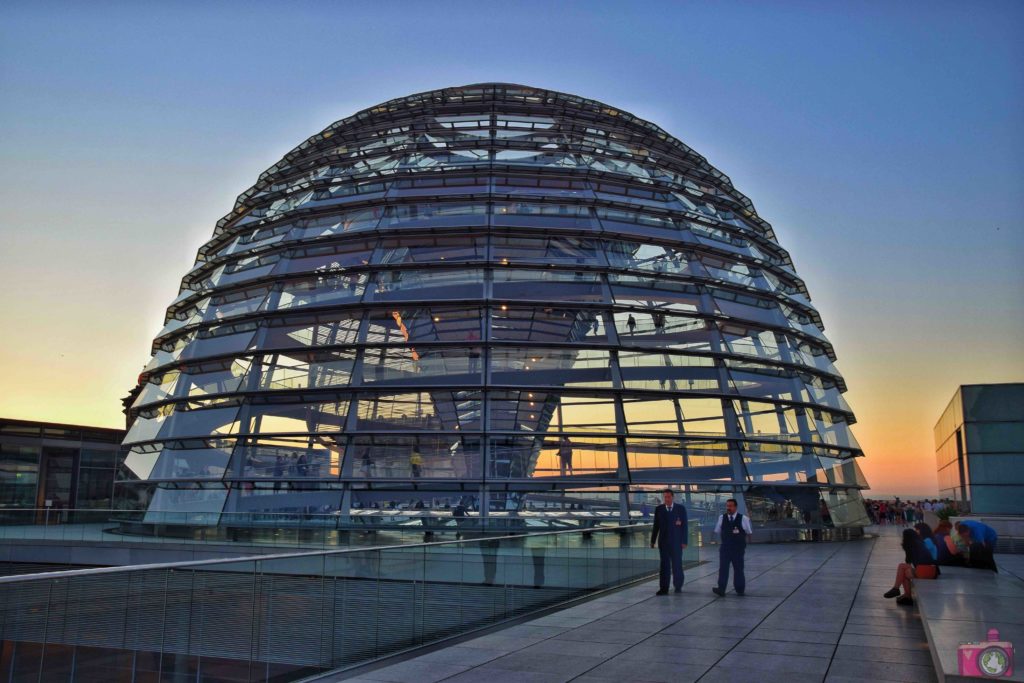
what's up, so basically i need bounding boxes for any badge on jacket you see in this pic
[675,520,682,526]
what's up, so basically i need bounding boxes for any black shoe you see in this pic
[883,588,901,599]
[896,596,914,606]
[674,588,682,593]
[655,589,668,596]
[712,587,725,597]
[736,591,745,596]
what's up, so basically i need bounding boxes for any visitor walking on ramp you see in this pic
[712,498,752,596]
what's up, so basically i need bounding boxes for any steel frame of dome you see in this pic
[119,83,870,527]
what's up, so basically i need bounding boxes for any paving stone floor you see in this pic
[330,527,946,683]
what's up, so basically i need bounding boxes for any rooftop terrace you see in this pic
[329,526,1022,683]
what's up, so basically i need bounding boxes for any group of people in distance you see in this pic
[885,518,1000,606]
[864,497,963,526]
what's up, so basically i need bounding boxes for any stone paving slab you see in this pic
[328,527,951,683]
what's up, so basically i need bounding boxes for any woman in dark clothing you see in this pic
[884,529,938,606]
[914,522,938,562]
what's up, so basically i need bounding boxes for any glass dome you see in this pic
[120,83,870,528]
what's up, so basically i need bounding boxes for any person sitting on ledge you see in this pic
[933,520,967,566]
[914,522,938,561]
[957,520,999,573]
[884,528,939,606]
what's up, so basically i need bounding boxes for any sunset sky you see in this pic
[1,1,1021,498]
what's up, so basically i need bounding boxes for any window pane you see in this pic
[354,392,482,431]
[491,307,608,344]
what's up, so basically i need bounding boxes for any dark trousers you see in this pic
[968,542,998,573]
[718,544,745,593]
[659,545,684,590]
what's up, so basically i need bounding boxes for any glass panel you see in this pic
[491,307,608,344]
[492,269,603,302]
[370,269,484,302]
[203,286,270,321]
[487,391,557,432]
[276,273,368,309]
[486,436,541,478]
[618,351,718,391]
[612,310,715,350]
[491,202,597,229]
[156,404,242,440]
[348,435,481,479]
[596,206,681,240]
[179,324,258,361]
[362,346,481,386]
[491,175,592,200]
[234,436,343,479]
[263,312,363,350]
[373,235,485,265]
[492,235,605,266]
[526,435,619,477]
[149,443,233,480]
[490,347,612,388]
[626,438,732,478]
[377,202,488,229]
[288,207,384,240]
[144,486,226,523]
[387,174,489,198]
[246,399,350,434]
[711,290,788,329]
[278,240,375,275]
[742,446,809,484]
[353,392,482,431]
[0,443,40,507]
[732,399,807,442]
[366,307,482,344]
[550,395,619,433]
[604,240,703,277]
[621,398,680,434]
[609,274,701,311]
[253,350,356,391]
[171,358,253,399]
[823,489,872,527]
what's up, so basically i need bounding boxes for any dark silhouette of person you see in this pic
[558,436,574,475]
[273,455,285,490]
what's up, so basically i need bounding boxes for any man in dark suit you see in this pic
[650,488,688,595]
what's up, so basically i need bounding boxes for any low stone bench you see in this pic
[914,564,1024,681]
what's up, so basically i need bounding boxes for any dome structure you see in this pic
[120,83,870,529]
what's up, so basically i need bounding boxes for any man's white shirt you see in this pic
[714,513,753,535]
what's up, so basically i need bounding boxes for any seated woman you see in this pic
[884,528,939,605]
[914,522,938,561]
[933,520,967,566]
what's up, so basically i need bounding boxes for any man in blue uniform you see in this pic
[712,498,752,597]
[650,488,688,595]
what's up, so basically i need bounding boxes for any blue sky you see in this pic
[1,0,1022,495]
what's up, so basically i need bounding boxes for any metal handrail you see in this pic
[0,507,641,518]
